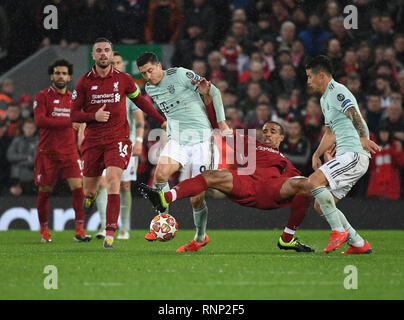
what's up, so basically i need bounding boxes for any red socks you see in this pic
[164,174,208,203]
[106,194,120,237]
[72,187,85,231]
[281,195,312,243]
[37,191,51,229]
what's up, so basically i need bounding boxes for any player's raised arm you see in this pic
[197,77,232,137]
[179,68,227,123]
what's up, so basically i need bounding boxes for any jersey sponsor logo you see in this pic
[90,93,120,104]
[168,84,175,94]
[51,107,70,117]
[337,94,345,101]
[341,99,352,108]
[72,90,77,100]
[114,93,120,102]
[257,145,282,155]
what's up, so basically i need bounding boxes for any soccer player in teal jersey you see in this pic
[136,52,231,251]
[305,55,380,254]
[93,52,145,240]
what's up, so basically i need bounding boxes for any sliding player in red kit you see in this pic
[34,58,91,243]
[71,38,166,249]
[138,79,315,252]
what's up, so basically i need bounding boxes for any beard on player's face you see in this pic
[52,79,67,89]
[96,59,111,69]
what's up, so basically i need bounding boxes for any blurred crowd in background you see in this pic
[0,0,404,199]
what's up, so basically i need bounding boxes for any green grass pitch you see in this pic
[1,229,404,300]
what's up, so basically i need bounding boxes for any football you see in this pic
[149,213,178,242]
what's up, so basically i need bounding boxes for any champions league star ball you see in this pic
[149,214,178,242]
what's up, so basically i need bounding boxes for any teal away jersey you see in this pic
[320,79,370,158]
[145,67,212,145]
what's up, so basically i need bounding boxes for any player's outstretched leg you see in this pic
[137,183,168,213]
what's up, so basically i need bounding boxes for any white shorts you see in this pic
[160,137,219,178]
[320,152,369,199]
[101,156,138,181]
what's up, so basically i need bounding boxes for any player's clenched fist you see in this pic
[95,104,110,122]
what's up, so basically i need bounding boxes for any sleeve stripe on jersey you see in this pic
[342,104,355,113]
[127,90,140,99]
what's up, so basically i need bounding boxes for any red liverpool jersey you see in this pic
[33,85,77,159]
[239,132,300,176]
[71,66,137,143]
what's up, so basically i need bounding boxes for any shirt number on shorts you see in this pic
[118,142,129,158]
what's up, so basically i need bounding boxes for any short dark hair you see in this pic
[113,51,122,57]
[48,58,73,75]
[136,52,159,68]
[94,37,113,47]
[264,121,285,135]
[305,55,333,75]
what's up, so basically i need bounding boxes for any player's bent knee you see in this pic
[190,193,205,208]
[308,170,328,189]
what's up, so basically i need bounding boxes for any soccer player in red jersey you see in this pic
[138,79,316,252]
[34,58,91,243]
[70,38,166,249]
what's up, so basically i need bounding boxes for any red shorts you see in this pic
[35,152,82,186]
[227,169,292,210]
[81,138,132,177]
